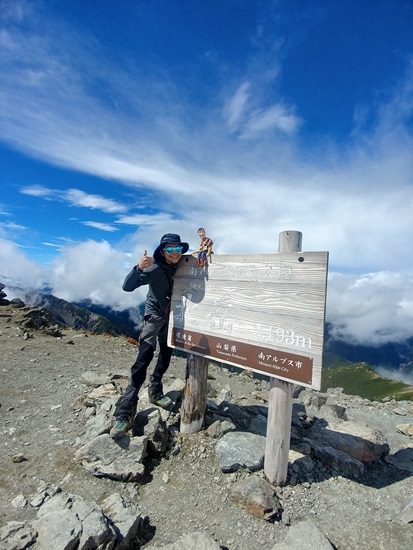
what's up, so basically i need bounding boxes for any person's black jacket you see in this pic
[122,255,176,317]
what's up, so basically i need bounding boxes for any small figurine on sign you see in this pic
[192,227,214,267]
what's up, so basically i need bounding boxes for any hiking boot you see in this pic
[110,418,132,439]
[149,394,172,409]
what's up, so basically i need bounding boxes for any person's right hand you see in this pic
[137,250,153,271]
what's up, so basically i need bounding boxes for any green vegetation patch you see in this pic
[321,362,413,402]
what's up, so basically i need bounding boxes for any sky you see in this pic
[1,0,413,347]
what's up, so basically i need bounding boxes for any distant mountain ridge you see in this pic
[4,285,413,385]
[21,290,128,336]
[75,299,144,339]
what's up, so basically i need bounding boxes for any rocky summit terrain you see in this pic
[1,304,413,550]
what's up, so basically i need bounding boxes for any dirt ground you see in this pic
[1,305,413,549]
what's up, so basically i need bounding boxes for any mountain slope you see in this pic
[321,361,413,401]
[22,291,123,335]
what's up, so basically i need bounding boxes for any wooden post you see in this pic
[264,230,302,486]
[180,353,208,434]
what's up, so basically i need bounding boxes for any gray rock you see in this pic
[385,448,413,473]
[216,387,232,405]
[0,521,37,550]
[215,431,265,472]
[149,531,221,549]
[75,433,147,481]
[313,445,364,478]
[396,423,413,436]
[81,371,112,388]
[1,486,151,550]
[230,475,281,521]
[289,450,316,477]
[85,410,113,440]
[205,419,236,438]
[101,493,150,549]
[30,483,62,508]
[12,453,27,464]
[36,491,115,546]
[86,383,119,402]
[400,498,413,523]
[10,494,27,509]
[133,407,168,453]
[32,491,116,549]
[272,519,333,549]
[308,419,389,462]
[318,404,348,421]
[31,508,83,549]
[248,414,268,436]
[219,401,254,429]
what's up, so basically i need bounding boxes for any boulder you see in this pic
[75,433,147,481]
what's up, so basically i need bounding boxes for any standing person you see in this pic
[110,233,189,439]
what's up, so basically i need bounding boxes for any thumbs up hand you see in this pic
[137,249,153,271]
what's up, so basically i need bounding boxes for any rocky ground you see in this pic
[1,305,413,549]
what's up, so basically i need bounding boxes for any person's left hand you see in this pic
[137,250,153,270]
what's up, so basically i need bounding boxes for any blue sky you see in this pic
[1,0,413,346]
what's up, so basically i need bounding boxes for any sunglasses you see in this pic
[163,246,184,254]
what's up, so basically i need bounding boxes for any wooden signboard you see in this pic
[168,252,328,390]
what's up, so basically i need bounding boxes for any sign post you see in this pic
[180,353,208,434]
[264,230,302,486]
[168,232,328,462]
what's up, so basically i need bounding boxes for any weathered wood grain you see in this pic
[168,250,328,390]
[180,354,208,434]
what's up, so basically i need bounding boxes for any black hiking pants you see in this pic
[115,314,173,420]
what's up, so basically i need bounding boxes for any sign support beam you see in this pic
[264,230,302,486]
[180,354,208,434]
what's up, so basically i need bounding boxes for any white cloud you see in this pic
[21,185,52,197]
[21,186,127,213]
[326,271,413,345]
[48,239,146,309]
[116,213,177,226]
[241,103,301,137]
[224,82,300,138]
[65,189,126,213]
[0,238,46,288]
[0,221,26,231]
[225,82,250,130]
[81,221,118,232]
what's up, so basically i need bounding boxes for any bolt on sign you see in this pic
[168,252,329,390]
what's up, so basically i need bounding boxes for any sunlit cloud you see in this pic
[47,239,146,309]
[0,237,46,287]
[116,213,177,226]
[65,189,126,213]
[21,186,127,213]
[326,271,413,345]
[21,185,53,198]
[0,221,26,230]
[81,221,118,232]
